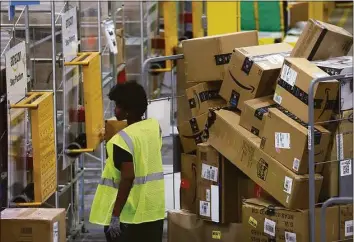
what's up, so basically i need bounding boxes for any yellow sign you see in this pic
[65,52,104,151]
[248,216,258,228]
[212,231,221,240]
[11,92,57,203]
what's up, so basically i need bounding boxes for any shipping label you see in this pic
[284,176,293,194]
[285,231,297,242]
[292,158,300,172]
[201,163,218,182]
[264,218,276,237]
[200,201,211,217]
[340,159,352,177]
[345,220,353,237]
[280,64,298,87]
[275,132,291,149]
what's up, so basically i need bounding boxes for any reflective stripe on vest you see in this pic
[119,130,134,156]
[100,171,164,188]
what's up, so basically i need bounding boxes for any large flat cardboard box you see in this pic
[180,154,198,213]
[207,109,323,209]
[340,204,353,241]
[167,210,204,242]
[312,56,353,111]
[219,43,292,110]
[1,208,66,242]
[273,58,339,123]
[290,19,353,61]
[105,119,127,142]
[240,95,275,137]
[197,143,251,223]
[203,222,243,242]
[321,110,353,200]
[182,31,259,83]
[186,81,226,116]
[260,107,330,174]
[178,112,209,153]
[242,198,340,242]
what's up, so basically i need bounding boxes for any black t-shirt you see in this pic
[106,145,133,171]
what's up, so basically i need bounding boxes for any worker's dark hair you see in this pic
[108,81,148,117]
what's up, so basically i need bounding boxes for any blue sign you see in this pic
[8,1,40,21]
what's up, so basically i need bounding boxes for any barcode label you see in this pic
[53,222,59,242]
[201,164,218,182]
[336,134,344,160]
[340,159,352,177]
[280,64,298,87]
[292,158,300,172]
[284,176,293,194]
[206,189,211,202]
[345,220,353,237]
[264,218,276,237]
[275,132,291,149]
[285,231,297,242]
[200,201,211,217]
[274,92,282,105]
[307,126,312,150]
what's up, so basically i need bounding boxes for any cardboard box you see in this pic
[242,198,340,242]
[207,109,323,209]
[177,44,194,96]
[167,210,204,242]
[340,204,353,241]
[240,96,275,137]
[219,43,292,110]
[180,154,198,213]
[290,19,353,61]
[312,56,353,111]
[321,110,353,200]
[186,81,226,116]
[104,119,127,142]
[167,210,243,242]
[178,112,209,153]
[203,222,243,242]
[260,107,331,174]
[197,143,246,223]
[1,208,66,242]
[182,31,259,83]
[177,96,193,127]
[274,58,339,123]
[288,2,309,28]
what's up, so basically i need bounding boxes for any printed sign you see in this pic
[5,41,27,104]
[62,7,78,61]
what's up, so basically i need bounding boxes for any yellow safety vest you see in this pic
[89,118,165,225]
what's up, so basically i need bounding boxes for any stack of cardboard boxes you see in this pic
[172,19,353,242]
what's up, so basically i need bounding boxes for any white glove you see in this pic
[107,216,121,238]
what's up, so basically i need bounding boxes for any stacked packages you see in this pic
[172,19,353,242]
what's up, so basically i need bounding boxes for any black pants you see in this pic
[104,219,164,242]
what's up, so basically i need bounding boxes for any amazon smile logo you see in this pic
[317,88,330,119]
[229,70,255,93]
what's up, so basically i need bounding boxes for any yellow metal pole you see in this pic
[192,1,204,38]
[308,2,325,22]
[206,1,240,35]
[162,1,178,70]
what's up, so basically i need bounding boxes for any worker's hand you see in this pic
[98,128,105,142]
[106,216,120,238]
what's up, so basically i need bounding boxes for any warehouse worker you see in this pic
[89,81,165,242]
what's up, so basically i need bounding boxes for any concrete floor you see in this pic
[72,7,353,242]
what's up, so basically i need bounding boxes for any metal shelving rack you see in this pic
[0,1,117,240]
[307,74,353,242]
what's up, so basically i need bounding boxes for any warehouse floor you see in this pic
[73,7,353,242]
